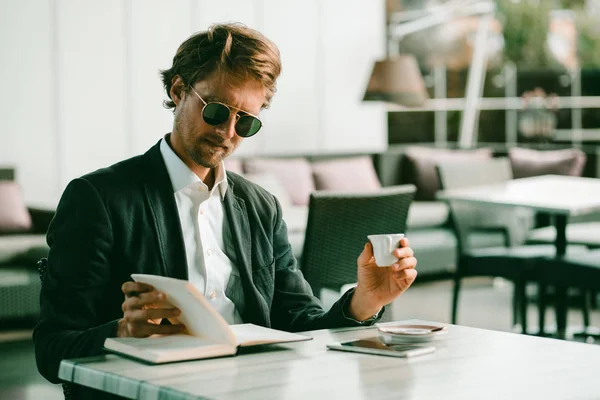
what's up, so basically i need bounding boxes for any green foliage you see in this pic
[498,0,600,69]
[497,0,557,68]
[576,12,600,68]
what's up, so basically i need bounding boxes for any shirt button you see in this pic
[199,208,204,215]
[207,248,213,256]
[209,291,216,299]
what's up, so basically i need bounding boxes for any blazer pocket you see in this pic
[252,259,275,306]
[225,268,246,317]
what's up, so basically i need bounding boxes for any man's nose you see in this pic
[216,116,236,139]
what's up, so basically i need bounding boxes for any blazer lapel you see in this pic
[223,181,270,326]
[142,142,188,280]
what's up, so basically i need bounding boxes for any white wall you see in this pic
[0,0,386,207]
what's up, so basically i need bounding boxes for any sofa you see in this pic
[0,168,53,320]
[226,144,592,280]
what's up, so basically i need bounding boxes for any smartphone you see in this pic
[327,337,435,358]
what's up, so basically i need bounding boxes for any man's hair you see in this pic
[161,23,281,109]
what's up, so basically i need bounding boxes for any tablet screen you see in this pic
[327,337,435,358]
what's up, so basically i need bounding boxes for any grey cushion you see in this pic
[282,206,309,234]
[469,244,588,258]
[287,231,305,260]
[468,230,511,249]
[0,234,48,264]
[406,201,450,229]
[527,222,600,248]
[405,228,457,275]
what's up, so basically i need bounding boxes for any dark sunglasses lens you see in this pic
[202,103,230,126]
[236,116,262,137]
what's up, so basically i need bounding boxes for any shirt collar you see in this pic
[160,135,228,200]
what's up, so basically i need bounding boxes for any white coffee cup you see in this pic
[367,233,405,267]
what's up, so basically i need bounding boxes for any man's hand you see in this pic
[348,238,417,321]
[117,281,185,338]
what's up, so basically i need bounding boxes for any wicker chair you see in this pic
[300,185,416,309]
[436,158,588,334]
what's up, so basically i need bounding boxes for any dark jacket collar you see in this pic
[141,140,188,279]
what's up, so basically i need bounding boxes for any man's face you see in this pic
[170,74,265,169]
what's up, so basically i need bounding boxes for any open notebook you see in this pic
[104,274,311,364]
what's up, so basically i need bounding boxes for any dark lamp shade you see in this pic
[363,55,429,107]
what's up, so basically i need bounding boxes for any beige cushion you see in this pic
[243,172,293,209]
[508,148,586,179]
[406,201,450,229]
[401,147,493,200]
[281,206,309,234]
[0,234,48,264]
[0,182,32,232]
[244,158,315,206]
[311,156,381,192]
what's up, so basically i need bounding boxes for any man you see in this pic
[34,23,417,388]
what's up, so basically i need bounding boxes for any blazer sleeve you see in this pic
[269,198,382,332]
[33,178,119,383]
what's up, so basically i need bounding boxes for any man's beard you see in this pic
[187,142,224,169]
[174,113,231,169]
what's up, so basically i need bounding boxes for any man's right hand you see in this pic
[117,281,186,338]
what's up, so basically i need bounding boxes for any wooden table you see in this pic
[58,320,600,399]
[437,175,600,337]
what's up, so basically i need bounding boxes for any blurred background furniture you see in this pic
[0,168,53,322]
[436,158,589,333]
[542,248,600,341]
[299,185,415,320]
[225,143,600,284]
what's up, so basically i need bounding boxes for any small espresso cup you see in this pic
[367,233,405,267]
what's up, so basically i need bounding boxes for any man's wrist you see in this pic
[348,287,383,321]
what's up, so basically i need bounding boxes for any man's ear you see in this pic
[170,75,186,107]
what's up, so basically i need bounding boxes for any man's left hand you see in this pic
[348,238,417,321]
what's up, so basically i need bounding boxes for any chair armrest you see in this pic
[28,207,55,234]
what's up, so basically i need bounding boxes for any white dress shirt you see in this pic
[160,137,243,324]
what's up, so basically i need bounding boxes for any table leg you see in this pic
[554,214,568,339]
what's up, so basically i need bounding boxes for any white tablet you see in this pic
[327,337,435,358]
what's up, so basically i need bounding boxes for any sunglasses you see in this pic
[189,87,263,138]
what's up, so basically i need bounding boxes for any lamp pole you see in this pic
[458,14,492,148]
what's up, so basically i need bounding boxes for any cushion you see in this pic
[242,172,292,209]
[311,156,381,192]
[406,201,450,229]
[224,158,244,175]
[287,231,305,259]
[244,158,315,206]
[527,222,600,247]
[0,234,48,264]
[281,206,309,234]
[401,147,493,200]
[0,182,32,232]
[508,148,586,179]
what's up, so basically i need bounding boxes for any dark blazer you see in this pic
[34,140,367,385]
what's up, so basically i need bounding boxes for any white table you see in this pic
[58,320,600,400]
[437,175,600,337]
